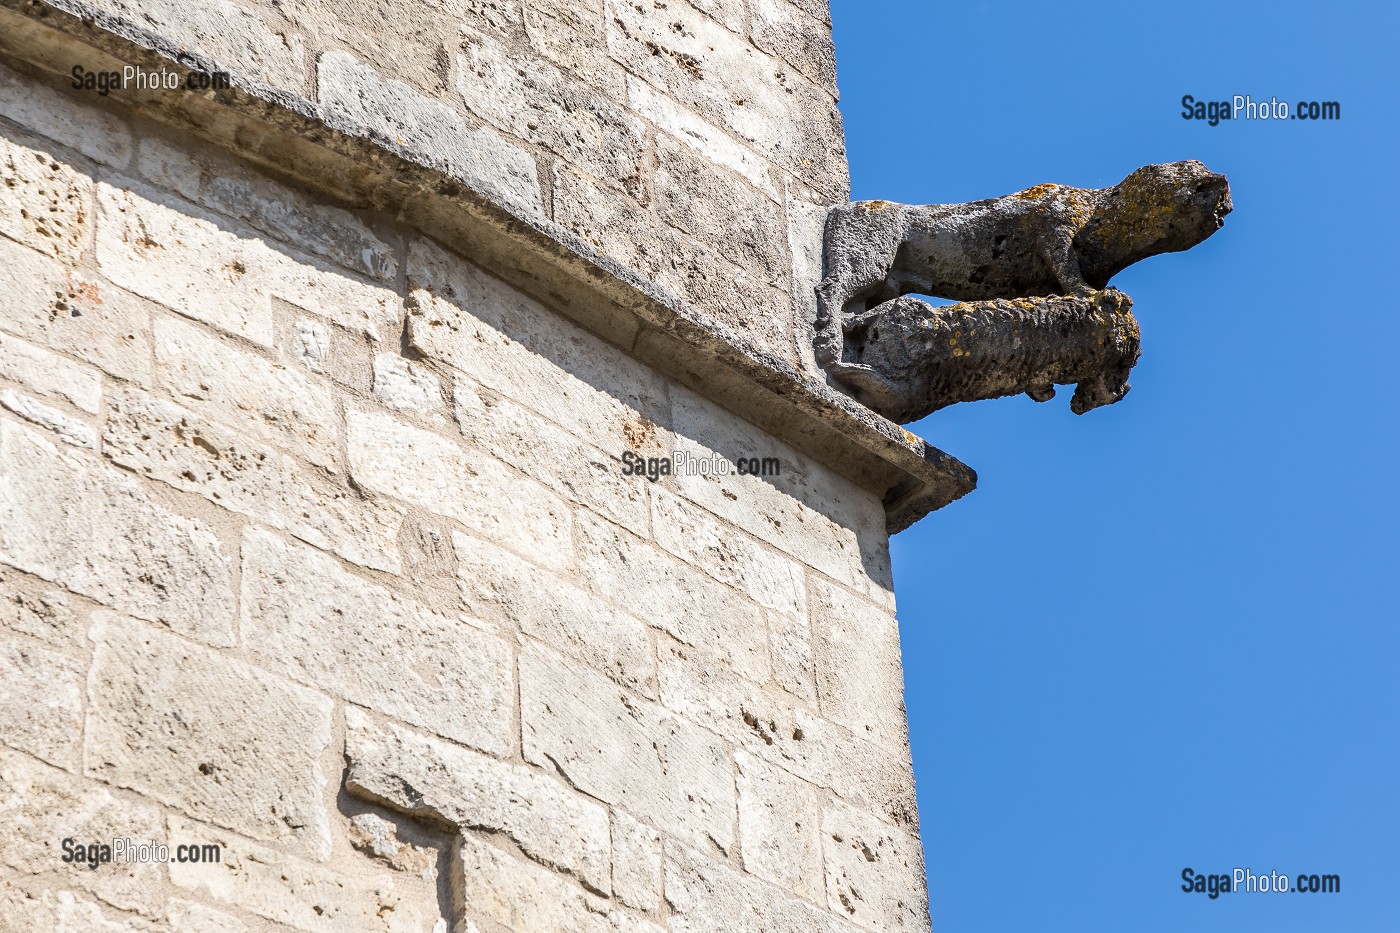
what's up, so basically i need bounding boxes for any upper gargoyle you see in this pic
[814,161,1232,372]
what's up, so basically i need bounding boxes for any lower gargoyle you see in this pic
[833,290,1141,423]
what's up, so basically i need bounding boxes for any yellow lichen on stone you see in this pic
[1015,183,1060,201]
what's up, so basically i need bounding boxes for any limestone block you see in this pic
[668,385,873,588]
[154,317,340,468]
[0,63,133,167]
[551,166,791,351]
[85,613,333,858]
[786,183,833,370]
[0,749,166,917]
[168,816,427,932]
[650,488,806,621]
[626,78,778,198]
[291,319,331,374]
[452,377,649,537]
[683,0,744,32]
[766,607,817,702]
[0,133,90,262]
[344,710,610,893]
[85,0,306,89]
[241,528,514,755]
[347,814,436,881]
[199,153,398,282]
[457,27,645,184]
[281,0,460,98]
[0,635,84,768]
[736,750,824,901]
[603,0,847,197]
[0,238,153,387]
[822,800,931,932]
[460,0,523,34]
[609,808,661,912]
[522,0,626,99]
[657,640,918,831]
[520,643,736,856]
[454,530,657,697]
[0,331,102,413]
[574,512,771,685]
[373,354,443,414]
[0,568,86,648]
[0,884,158,932]
[318,51,542,218]
[164,899,250,932]
[135,137,202,201]
[99,185,398,346]
[104,388,404,572]
[406,238,666,451]
[665,843,859,933]
[0,421,237,646]
[652,133,786,286]
[748,0,838,92]
[454,833,662,932]
[348,409,572,572]
[0,390,97,448]
[810,578,910,753]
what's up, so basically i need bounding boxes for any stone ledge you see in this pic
[0,0,976,530]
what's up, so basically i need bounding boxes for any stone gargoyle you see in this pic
[814,161,1232,421]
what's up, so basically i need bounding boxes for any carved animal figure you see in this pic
[814,161,1232,376]
[838,290,1142,423]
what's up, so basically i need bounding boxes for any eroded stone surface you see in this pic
[454,530,657,697]
[666,843,860,933]
[0,133,90,262]
[454,833,662,933]
[241,528,514,755]
[85,613,333,858]
[0,749,167,917]
[610,808,662,912]
[347,409,573,572]
[0,421,237,646]
[0,635,84,768]
[105,388,404,572]
[823,800,930,932]
[0,238,154,387]
[0,389,97,448]
[344,709,611,894]
[520,643,737,857]
[154,316,341,468]
[168,815,425,932]
[319,50,543,218]
[737,750,824,902]
[0,883,159,932]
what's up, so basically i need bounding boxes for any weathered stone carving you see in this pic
[815,161,1231,420]
[837,290,1140,422]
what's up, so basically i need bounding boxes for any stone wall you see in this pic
[0,55,931,931]
[67,0,849,371]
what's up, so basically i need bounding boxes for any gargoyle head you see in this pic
[1075,160,1232,288]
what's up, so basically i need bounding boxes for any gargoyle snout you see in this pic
[1190,169,1232,229]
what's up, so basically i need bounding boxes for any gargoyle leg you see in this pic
[1040,230,1092,296]
[816,270,883,365]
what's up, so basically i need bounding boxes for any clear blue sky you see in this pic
[828,0,1400,929]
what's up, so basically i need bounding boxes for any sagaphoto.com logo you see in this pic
[618,449,782,483]
[71,63,231,96]
[1181,94,1341,126]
